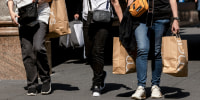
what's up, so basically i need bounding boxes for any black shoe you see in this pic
[90,71,107,91]
[41,82,51,95]
[27,87,37,96]
[92,85,101,97]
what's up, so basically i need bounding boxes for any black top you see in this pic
[65,0,82,21]
[149,0,172,20]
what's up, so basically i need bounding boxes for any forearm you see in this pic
[7,0,14,15]
[170,0,178,18]
[111,0,123,22]
[170,0,179,34]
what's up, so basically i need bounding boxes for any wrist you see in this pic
[173,17,180,21]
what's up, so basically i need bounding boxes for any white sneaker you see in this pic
[131,86,146,100]
[92,85,101,97]
[151,85,162,98]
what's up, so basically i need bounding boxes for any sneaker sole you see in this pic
[131,96,146,100]
[27,93,37,96]
[92,92,100,97]
[151,96,162,99]
[41,84,51,95]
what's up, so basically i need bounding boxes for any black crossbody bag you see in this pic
[18,0,38,25]
[88,0,111,23]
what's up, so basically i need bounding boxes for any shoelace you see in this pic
[135,88,144,95]
[151,86,160,91]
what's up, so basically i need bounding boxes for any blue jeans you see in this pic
[198,0,200,11]
[134,19,170,87]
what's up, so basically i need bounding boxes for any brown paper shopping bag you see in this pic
[47,0,71,38]
[112,37,136,74]
[162,35,188,77]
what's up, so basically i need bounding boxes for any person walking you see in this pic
[74,0,123,97]
[119,0,180,99]
[7,0,52,96]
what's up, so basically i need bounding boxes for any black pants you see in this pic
[19,22,51,89]
[83,20,111,85]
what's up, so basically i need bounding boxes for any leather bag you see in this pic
[18,0,38,25]
[92,10,111,23]
[88,0,111,23]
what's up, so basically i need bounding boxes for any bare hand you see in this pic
[10,11,19,25]
[171,20,180,34]
[74,14,79,20]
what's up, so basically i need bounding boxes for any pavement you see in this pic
[0,27,200,100]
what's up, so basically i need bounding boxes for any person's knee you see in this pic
[33,44,46,53]
[137,46,149,56]
[92,47,104,57]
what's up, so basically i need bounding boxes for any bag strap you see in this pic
[17,0,39,8]
[148,0,154,13]
[88,0,110,10]
[88,0,92,10]
[106,0,110,9]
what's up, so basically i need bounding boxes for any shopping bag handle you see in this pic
[171,32,181,38]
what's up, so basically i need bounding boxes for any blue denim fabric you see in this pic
[198,0,200,11]
[134,19,170,87]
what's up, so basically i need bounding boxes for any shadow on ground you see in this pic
[180,28,200,61]
[50,83,79,93]
[102,83,132,94]
[24,83,79,94]
[116,86,190,99]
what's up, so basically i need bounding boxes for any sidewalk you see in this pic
[0,27,200,100]
[0,60,200,100]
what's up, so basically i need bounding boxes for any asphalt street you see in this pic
[0,27,200,100]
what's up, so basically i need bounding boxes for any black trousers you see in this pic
[83,20,112,84]
[19,21,51,89]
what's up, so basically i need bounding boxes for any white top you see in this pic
[82,0,112,21]
[6,0,50,24]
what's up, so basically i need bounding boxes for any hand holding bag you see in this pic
[162,34,188,77]
[18,0,38,25]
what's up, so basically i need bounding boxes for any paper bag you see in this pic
[113,37,136,74]
[47,0,71,38]
[162,35,188,77]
